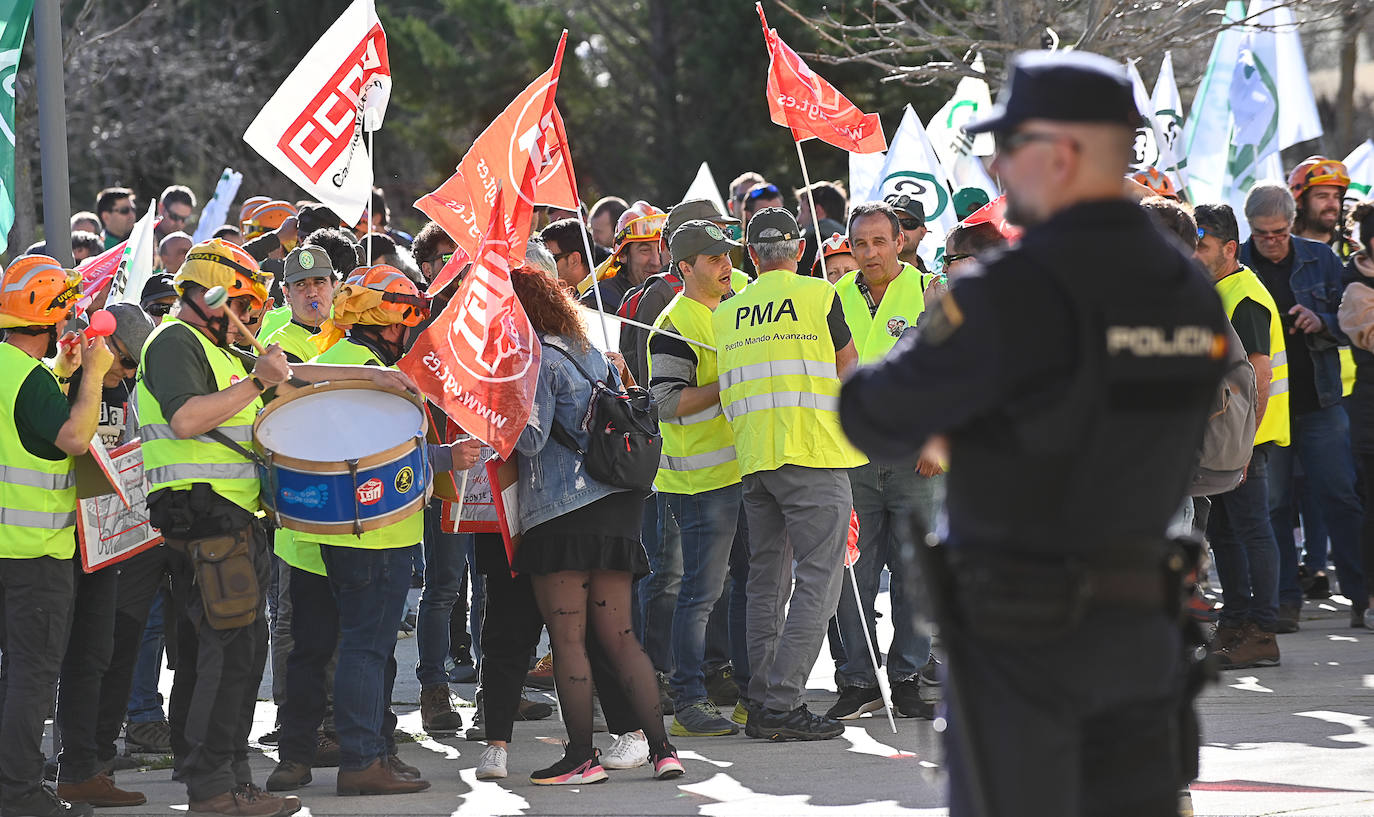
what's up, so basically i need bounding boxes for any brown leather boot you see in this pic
[420,684,463,734]
[188,785,290,816]
[1211,624,1245,651]
[57,772,147,807]
[336,758,432,796]
[1215,622,1280,670]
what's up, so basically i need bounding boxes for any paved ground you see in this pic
[59,590,1374,817]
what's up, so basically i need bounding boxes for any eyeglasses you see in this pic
[111,206,135,216]
[745,184,781,203]
[1250,225,1291,241]
[145,302,173,318]
[163,211,189,223]
[995,130,1076,156]
[943,253,973,264]
[898,218,924,231]
[551,249,578,262]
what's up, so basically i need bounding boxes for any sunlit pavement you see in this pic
[62,592,1373,816]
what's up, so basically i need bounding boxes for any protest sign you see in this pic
[77,441,161,573]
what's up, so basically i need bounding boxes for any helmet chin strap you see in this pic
[185,296,231,347]
[43,325,58,359]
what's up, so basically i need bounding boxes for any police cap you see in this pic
[965,50,1140,135]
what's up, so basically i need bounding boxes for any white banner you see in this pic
[681,161,728,215]
[1344,139,1374,203]
[77,441,161,573]
[867,104,957,266]
[191,168,245,244]
[1149,52,1190,194]
[925,55,998,202]
[243,0,391,225]
[109,206,156,306]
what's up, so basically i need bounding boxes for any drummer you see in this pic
[267,265,481,798]
[135,240,417,817]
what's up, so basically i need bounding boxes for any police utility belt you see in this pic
[945,546,1186,642]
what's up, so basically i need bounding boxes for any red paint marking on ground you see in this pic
[1191,780,1366,793]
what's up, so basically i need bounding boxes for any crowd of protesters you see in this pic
[0,142,1372,817]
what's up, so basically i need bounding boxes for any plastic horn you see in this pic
[59,308,116,350]
[203,285,267,355]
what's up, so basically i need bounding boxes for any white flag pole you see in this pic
[795,140,824,247]
[366,128,375,265]
[847,562,897,733]
[576,203,614,350]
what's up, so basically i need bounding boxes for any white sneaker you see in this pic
[476,744,508,780]
[601,730,648,770]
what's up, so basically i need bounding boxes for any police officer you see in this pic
[840,52,1229,815]
[0,256,109,817]
[712,208,863,740]
[137,239,413,817]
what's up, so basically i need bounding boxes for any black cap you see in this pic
[284,244,336,285]
[965,50,1140,135]
[746,208,801,244]
[140,272,177,309]
[884,194,926,223]
[297,204,344,237]
[670,220,741,263]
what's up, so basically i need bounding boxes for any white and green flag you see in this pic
[925,55,999,201]
[1183,0,1247,205]
[866,104,956,267]
[1149,52,1189,193]
[1343,139,1374,203]
[0,0,33,255]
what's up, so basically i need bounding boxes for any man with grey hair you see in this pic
[711,207,860,741]
[1239,181,1369,631]
[523,238,558,279]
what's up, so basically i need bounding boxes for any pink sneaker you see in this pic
[651,746,684,780]
[530,752,608,786]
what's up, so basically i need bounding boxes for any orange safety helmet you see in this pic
[1132,168,1178,200]
[819,232,852,259]
[1288,156,1351,200]
[0,255,82,329]
[613,201,667,251]
[238,196,270,232]
[243,200,298,239]
[346,265,429,327]
[175,239,271,311]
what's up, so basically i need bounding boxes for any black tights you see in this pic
[531,570,667,757]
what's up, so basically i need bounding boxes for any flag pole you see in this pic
[575,203,613,350]
[33,0,73,268]
[846,562,898,733]
[795,140,825,248]
[366,128,375,265]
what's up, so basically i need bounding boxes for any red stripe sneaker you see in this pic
[530,752,608,786]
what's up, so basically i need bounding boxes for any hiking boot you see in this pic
[741,700,766,738]
[1212,624,1246,652]
[1276,603,1300,633]
[0,785,93,817]
[525,653,555,690]
[755,705,844,741]
[476,745,508,780]
[650,744,684,780]
[187,786,289,817]
[825,685,882,720]
[601,731,648,769]
[704,666,739,707]
[730,701,749,726]
[891,679,934,719]
[530,750,607,785]
[656,672,675,715]
[670,700,739,737]
[517,695,554,721]
[312,734,340,768]
[335,758,431,796]
[55,773,145,808]
[237,784,298,817]
[1214,624,1280,670]
[266,760,311,792]
[420,684,463,734]
[258,727,281,746]
[124,720,172,754]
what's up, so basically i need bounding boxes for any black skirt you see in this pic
[511,490,650,577]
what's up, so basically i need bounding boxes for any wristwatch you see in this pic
[250,375,267,392]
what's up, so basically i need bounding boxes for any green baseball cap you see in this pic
[746,207,801,244]
[670,220,741,263]
[283,244,335,285]
[667,198,739,237]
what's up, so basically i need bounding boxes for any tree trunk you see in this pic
[1335,5,1361,154]
[648,0,679,202]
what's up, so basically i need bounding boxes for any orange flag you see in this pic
[844,509,861,568]
[757,4,886,154]
[415,33,574,270]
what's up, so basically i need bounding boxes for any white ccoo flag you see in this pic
[1149,52,1189,194]
[866,104,956,267]
[244,0,391,225]
[925,55,999,201]
[1183,0,1247,205]
[1344,140,1374,203]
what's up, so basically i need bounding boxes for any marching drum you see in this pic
[255,380,430,535]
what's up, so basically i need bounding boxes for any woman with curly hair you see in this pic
[487,270,681,784]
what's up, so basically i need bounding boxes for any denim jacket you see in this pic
[513,333,628,531]
[1240,235,1350,408]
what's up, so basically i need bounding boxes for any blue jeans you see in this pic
[1208,445,1280,631]
[416,501,470,687]
[1267,405,1368,608]
[467,535,484,669]
[641,494,682,673]
[319,545,412,772]
[835,462,940,688]
[127,591,167,723]
[665,484,743,705]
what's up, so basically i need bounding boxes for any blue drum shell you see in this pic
[260,438,429,534]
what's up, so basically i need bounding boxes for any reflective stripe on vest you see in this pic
[711,269,867,475]
[835,263,926,363]
[648,294,741,494]
[137,319,264,512]
[0,344,78,559]
[1214,267,1291,447]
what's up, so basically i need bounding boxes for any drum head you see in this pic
[257,386,425,461]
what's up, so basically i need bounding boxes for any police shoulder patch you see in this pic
[920,293,964,346]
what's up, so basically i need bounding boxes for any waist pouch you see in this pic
[170,527,261,630]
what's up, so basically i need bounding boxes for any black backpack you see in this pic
[545,343,662,492]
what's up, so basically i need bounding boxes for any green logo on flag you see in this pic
[0,0,32,255]
[880,171,949,222]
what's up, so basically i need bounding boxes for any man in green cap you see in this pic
[261,245,337,364]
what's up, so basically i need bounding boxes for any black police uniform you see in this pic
[840,198,1229,816]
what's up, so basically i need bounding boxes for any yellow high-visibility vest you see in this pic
[834,262,926,364]
[1215,266,1291,447]
[0,344,77,559]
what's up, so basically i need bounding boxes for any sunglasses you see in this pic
[111,206,135,216]
[424,252,454,266]
[898,218,924,231]
[551,249,578,262]
[146,302,173,318]
[108,338,137,370]
[943,253,973,264]
[163,211,189,223]
[745,184,781,203]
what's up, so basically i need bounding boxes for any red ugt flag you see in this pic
[400,186,542,461]
[757,4,886,154]
[415,33,574,273]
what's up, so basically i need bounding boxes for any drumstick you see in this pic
[204,285,267,355]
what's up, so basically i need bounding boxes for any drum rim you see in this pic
[271,494,428,536]
[257,435,424,473]
[253,378,429,466]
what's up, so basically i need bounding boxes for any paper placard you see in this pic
[486,458,522,573]
[77,440,162,573]
[440,450,500,534]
